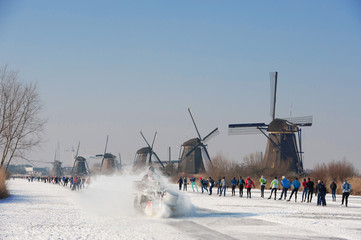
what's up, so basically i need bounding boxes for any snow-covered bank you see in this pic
[1,178,361,240]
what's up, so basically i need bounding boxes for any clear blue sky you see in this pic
[1,1,361,171]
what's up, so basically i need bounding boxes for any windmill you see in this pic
[133,131,165,170]
[50,147,63,177]
[228,72,312,174]
[51,161,63,177]
[98,135,117,174]
[178,108,219,174]
[71,142,90,176]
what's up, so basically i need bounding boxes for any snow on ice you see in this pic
[1,174,361,240]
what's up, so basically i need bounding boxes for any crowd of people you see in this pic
[20,175,91,191]
[177,175,353,207]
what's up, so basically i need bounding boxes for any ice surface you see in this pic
[1,177,361,240]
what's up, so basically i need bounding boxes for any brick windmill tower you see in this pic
[133,131,165,171]
[71,142,90,176]
[98,135,118,174]
[178,108,219,174]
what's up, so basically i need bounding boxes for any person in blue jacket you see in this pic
[287,177,301,202]
[341,179,351,207]
[279,176,291,200]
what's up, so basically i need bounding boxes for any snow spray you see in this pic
[76,167,194,218]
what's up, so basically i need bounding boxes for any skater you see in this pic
[177,177,183,191]
[279,176,291,200]
[209,177,215,195]
[183,176,188,191]
[238,176,245,197]
[330,180,337,201]
[317,180,327,206]
[245,177,255,198]
[268,176,280,200]
[231,177,237,196]
[71,177,78,191]
[306,178,315,203]
[190,177,198,192]
[341,179,351,207]
[219,177,227,196]
[301,178,308,202]
[315,180,321,203]
[217,178,222,195]
[200,178,208,193]
[287,177,301,202]
[259,175,267,198]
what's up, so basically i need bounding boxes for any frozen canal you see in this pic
[1,176,361,240]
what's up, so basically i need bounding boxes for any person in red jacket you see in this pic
[245,177,255,198]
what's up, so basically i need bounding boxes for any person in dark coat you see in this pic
[317,180,327,206]
[306,178,315,203]
[217,178,222,195]
[315,180,321,203]
[238,176,245,197]
[200,178,208,193]
[208,177,215,195]
[330,180,337,201]
[177,177,183,191]
[231,177,238,196]
[183,176,188,191]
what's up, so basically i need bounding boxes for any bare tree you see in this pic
[0,65,46,173]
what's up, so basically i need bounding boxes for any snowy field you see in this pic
[1,176,361,240]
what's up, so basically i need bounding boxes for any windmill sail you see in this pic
[283,116,313,126]
[228,123,267,135]
[270,72,278,120]
[203,128,219,143]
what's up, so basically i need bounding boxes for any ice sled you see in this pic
[133,179,179,217]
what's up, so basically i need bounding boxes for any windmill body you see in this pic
[133,132,165,171]
[99,136,118,175]
[50,145,63,177]
[228,72,312,174]
[71,142,90,176]
[178,138,205,174]
[72,156,89,176]
[100,153,117,174]
[50,160,63,177]
[263,118,303,172]
[133,147,153,170]
[178,108,219,174]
